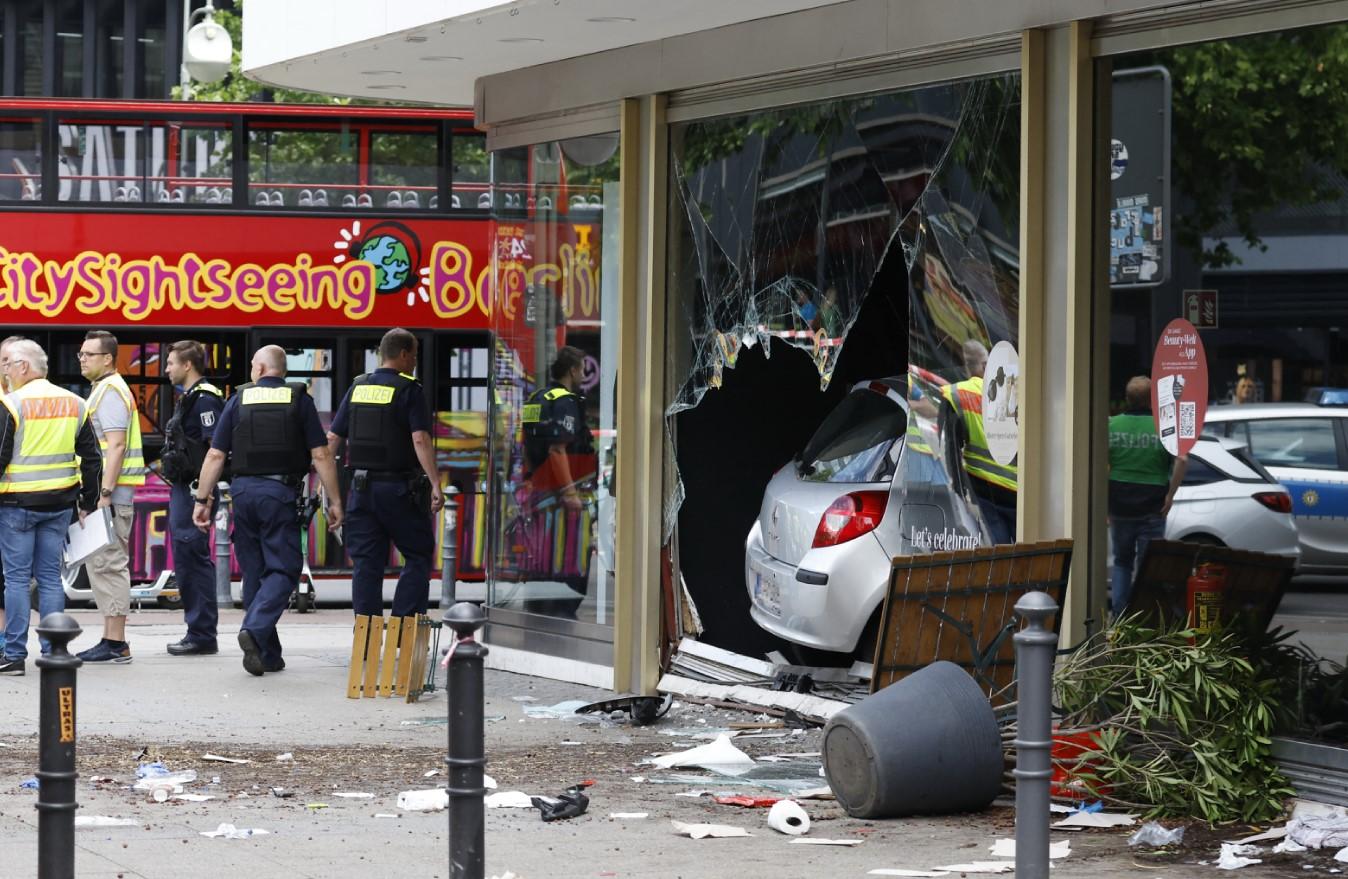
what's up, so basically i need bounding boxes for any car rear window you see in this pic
[1242,419,1341,470]
[797,389,905,484]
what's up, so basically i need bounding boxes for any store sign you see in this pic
[982,341,1019,466]
[1110,67,1172,288]
[1184,289,1218,328]
[1151,318,1208,457]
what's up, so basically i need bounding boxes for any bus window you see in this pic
[451,131,489,211]
[438,343,490,413]
[278,345,336,426]
[0,119,43,201]
[492,145,528,213]
[369,130,437,209]
[146,122,234,205]
[248,125,357,209]
[58,121,147,203]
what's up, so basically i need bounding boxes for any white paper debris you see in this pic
[200,823,270,839]
[867,871,951,878]
[424,769,441,778]
[485,791,535,809]
[791,838,862,846]
[1049,803,1077,813]
[1053,811,1137,829]
[333,792,375,799]
[671,820,751,839]
[1274,839,1308,854]
[201,754,251,764]
[1288,802,1348,850]
[75,816,137,828]
[609,812,649,819]
[933,863,1015,874]
[375,813,397,819]
[275,753,294,762]
[1217,843,1262,870]
[766,800,810,836]
[397,788,448,812]
[651,735,754,777]
[1336,847,1348,864]
[989,839,1071,859]
[174,794,215,803]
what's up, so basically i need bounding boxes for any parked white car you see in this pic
[1203,403,1348,574]
[1165,437,1299,563]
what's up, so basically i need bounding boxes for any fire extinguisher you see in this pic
[1186,562,1228,641]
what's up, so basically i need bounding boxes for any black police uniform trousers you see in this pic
[168,481,218,646]
[231,476,303,667]
[346,477,435,618]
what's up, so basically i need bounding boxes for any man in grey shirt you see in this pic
[77,331,148,664]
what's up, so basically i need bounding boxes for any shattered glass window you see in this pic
[667,75,1023,559]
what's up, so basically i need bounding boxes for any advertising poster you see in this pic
[1110,67,1172,288]
[982,341,1020,466]
[1151,318,1208,457]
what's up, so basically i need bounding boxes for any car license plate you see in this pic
[754,570,781,618]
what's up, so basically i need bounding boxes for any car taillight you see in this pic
[1253,491,1293,514]
[812,491,889,548]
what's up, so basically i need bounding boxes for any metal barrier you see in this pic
[1013,591,1059,879]
[440,486,460,608]
[213,481,232,606]
[36,613,82,879]
[443,602,487,879]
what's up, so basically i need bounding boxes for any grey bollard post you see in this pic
[443,601,487,879]
[1013,591,1060,879]
[213,482,232,606]
[440,486,460,608]
[36,613,83,879]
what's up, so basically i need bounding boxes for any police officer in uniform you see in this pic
[327,328,444,619]
[160,340,225,656]
[939,339,1018,545]
[520,346,596,614]
[192,345,343,677]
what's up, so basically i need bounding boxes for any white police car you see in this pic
[1203,403,1348,575]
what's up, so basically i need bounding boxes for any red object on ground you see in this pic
[713,795,781,808]
[1050,730,1107,799]
[1186,562,1229,639]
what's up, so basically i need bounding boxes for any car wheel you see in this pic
[780,642,853,668]
[1183,534,1226,547]
[854,609,883,666]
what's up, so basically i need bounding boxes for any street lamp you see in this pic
[180,2,233,94]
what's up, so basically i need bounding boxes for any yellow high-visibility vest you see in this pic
[942,377,1017,492]
[87,372,147,487]
[0,378,88,495]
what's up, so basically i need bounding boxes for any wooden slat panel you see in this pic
[347,615,371,699]
[364,616,386,698]
[379,617,402,697]
[394,616,417,697]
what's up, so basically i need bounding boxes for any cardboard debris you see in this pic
[75,816,138,828]
[672,820,752,839]
[988,838,1071,859]
[1228,827,1287,845]
[1053,811,1137,829]
[791,838,862,846]
[932,862,1014,874]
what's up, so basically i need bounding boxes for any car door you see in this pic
[1231,417,1348,570]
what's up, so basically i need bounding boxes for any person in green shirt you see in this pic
[1108,375,1187,614]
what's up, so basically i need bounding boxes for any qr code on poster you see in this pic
[1179,401,1196,439]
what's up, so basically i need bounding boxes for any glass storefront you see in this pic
[486,135,620,647]
[1102,24,1348,750]
[667,75,1022,657]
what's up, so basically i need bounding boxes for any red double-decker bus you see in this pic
[0,98,528,608]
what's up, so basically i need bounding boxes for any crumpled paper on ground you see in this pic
[75,816,138,828]
[1287,801,1348,850]
[988,839,1071,859]
[651,735,754,777]
[1054,811,1137,829]
[1216,843,1262,870]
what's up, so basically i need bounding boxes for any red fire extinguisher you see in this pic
[1186,562,1228,641]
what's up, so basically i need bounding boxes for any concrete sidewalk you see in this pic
[0,609,1328,878]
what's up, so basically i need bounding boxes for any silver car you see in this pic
[744,378,980,657]
[1165,437,1299,562]
[1203,403,1348,574]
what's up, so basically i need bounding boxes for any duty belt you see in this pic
[367,469,421,481]
[248,473,304,488]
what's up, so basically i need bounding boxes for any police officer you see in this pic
[192,345,343,677]
[939,339,1018,545]
[327,328,444,619]
[519,346,596,615]
[161,340,225,656]
[0,340,102,675]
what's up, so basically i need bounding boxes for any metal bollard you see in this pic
[1013,591,1060,879]
[443,601,487,879]
[213,482,232,606]
[36,613,83,879]
[439,486,460,608]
